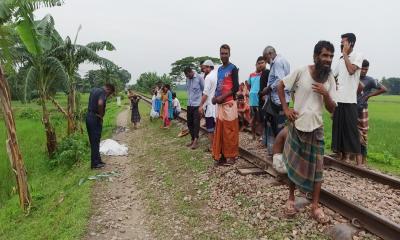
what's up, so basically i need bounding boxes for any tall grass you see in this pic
[0,93,127,239]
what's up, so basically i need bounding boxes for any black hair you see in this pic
[183,67,192,74]
[256,56,265,63]
[341,33,356,45]
[220,44,230,52]
[314,40,335,56]
[104,83,115,93]
[362,59,369,68]
[164,84,170,90]
[172,92,176,98]
[210,66,214,70]
[199,60,205,65]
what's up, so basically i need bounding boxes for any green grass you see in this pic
[0,93,127,240]
[173,90,400,175]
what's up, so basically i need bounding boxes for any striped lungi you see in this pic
[283,123,324,193]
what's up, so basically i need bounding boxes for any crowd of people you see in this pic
[86,32,386,224]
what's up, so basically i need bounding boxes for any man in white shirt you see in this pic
[199,60,217,152]
[332,33,363,161]
[277,40,337,223]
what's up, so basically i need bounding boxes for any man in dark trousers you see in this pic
[86,84,115,169]
[184,66,204,149]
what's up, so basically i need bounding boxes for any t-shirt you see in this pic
[203,70,217,118]
[283,66,337,132]
[357,76,382,109]
[87,87,106,114]
[173,98,181,112]
[216,63,239,103]
[334,51,363,103]
[248,72,262,107]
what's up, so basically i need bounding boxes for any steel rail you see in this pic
[136,92,400,240]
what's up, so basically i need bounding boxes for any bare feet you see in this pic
[284,200,298,217]
[223,158,235,166]
[311,207,329,224]
[191,139,199,149]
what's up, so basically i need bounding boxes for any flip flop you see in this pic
[311,208,330,224]
[284,200,298,217]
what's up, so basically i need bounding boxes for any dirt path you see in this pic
[85,108,152,240]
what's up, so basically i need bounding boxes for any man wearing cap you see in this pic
[199,60,217,152]
[184,66,205,149]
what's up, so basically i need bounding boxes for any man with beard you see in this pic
[332,33,364,161]
[356,60,387,166]
[277,41,336,223]
[263,46,290,154]
[212,44,240,166]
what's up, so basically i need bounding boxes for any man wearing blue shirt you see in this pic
[184,67,204,149]
[263,46,290,154]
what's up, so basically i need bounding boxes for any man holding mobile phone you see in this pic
[332,33,363,162]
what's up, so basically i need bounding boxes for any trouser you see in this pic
[187,106,200,140]
[86,113,103,167]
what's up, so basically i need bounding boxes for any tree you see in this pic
[133,72,173,93]
[0,0,64,212]
[51,27,116,134]
[81,65,130,92]
[170,56,221,82]
[381,77,400,95]
[17,14,67,156]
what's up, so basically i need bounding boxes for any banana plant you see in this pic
[51,27,116,134]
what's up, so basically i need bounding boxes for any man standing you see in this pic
[86,83,115,169]
[184,67,204,149]
[356,59,387,166]
[332,33,363,161]
[199,60,217,152]
[212,44,240,166]
[248,56,266,140]
[277,41,336,223]
[259,50,271,146]
[263,46,290,154]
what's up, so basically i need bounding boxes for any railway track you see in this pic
[136,92,400,240]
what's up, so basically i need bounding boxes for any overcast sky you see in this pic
[36,0,400,84]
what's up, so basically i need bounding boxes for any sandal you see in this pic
[311,207,330,224]
[284,200,298,217]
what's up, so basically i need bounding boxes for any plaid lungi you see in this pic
[357,107,368,156]
[283,123,324,193]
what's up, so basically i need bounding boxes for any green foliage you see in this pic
[381,77,400,95]
[169,56,221,82]
[50,133,89,168]
[132,72,173,93]
[80,65,131,93]
[18,108,40,120]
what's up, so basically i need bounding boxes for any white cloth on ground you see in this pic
[100,139,128,156]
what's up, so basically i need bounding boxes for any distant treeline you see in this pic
[381,78,400,95]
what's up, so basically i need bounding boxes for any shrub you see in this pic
[50,134,89,168]
[18,109,41,120]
